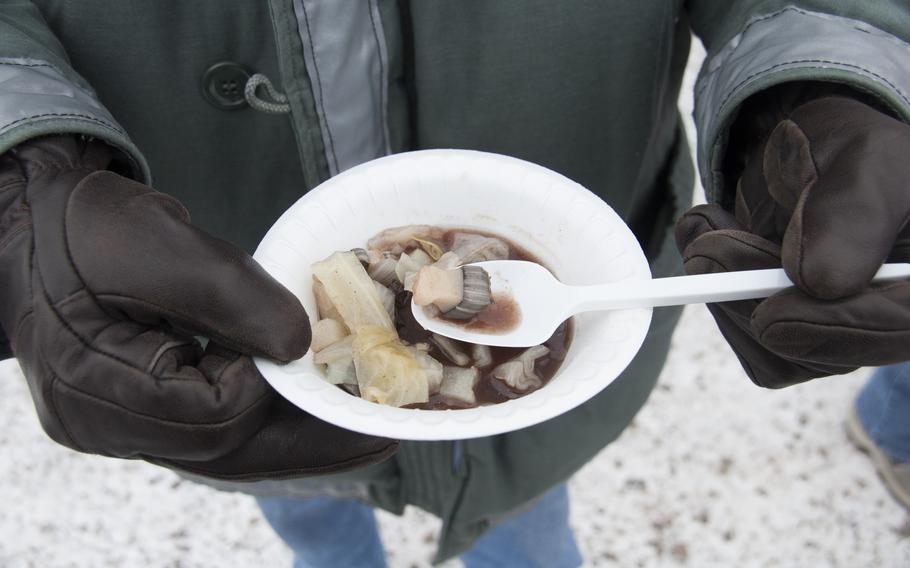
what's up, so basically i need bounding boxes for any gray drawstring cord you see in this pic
[244,73,291,114]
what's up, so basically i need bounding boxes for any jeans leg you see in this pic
[856,363,910,463]
[460,483,582,568]
[256,496,387,568]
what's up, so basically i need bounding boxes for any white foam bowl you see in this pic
[253,150,652,440]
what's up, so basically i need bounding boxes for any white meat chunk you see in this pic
[366,225,446,252]
[472,344,493,368]
[450,233,510,263]
[395,250,433,284]
[325,358,357,385]
[409,346,444,394]
[491,345,550,392]
[311,318,348,352]
[373,281,396,322]
[439,366,480,406]
[411,265,464,313]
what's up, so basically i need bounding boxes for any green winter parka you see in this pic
[3,0,910,561]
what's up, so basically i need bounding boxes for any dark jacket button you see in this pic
[201,62,251,110]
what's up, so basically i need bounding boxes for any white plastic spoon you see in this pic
[412,260,910,348]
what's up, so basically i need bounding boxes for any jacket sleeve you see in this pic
[0,1,149,181]
[687,1,910,202]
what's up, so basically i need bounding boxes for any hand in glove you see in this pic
[676,95,910,388]
[0,135,397,479]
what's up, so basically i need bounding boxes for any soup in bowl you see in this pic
[253,150,651,440]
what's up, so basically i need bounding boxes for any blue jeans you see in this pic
[256,483,582,568]
[856,363,910,463]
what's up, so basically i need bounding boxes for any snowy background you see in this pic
[2,42,909,568]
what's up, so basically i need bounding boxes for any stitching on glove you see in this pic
[92,292,288,361]
[46,351,274,427]
[42,286,244,389]
[33,260,193,385]
[12,309,33,353]
[684,253,734,272]
[692,210,723,232]
[48,369,82,451]
[53,288,95,312]
[59,177,130,348]
[759,317,910,339]
[39,226,277,394]
[0,221,30,255]
[791,173,811,292]
[0,177,24,192]
[38,278,149,374]
[684,235,780,266]
[208,350,238,389]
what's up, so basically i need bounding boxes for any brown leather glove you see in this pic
[676,95,910,388]
[0,135,397,479]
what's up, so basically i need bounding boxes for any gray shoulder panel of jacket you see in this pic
[694,7,910,202]
[292,0,391,176]
[0,58,149,182]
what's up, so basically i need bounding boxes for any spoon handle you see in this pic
[567,263,910,313]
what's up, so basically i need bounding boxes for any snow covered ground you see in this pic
[2,41,909,568]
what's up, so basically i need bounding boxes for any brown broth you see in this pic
[436,292,522,334]
[463,293,521,333]
[411,320,572,409]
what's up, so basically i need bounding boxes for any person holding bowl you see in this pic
[1,1,909,566]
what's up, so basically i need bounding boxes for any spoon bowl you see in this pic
[413,260,910,347]
[411,261,569,347]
